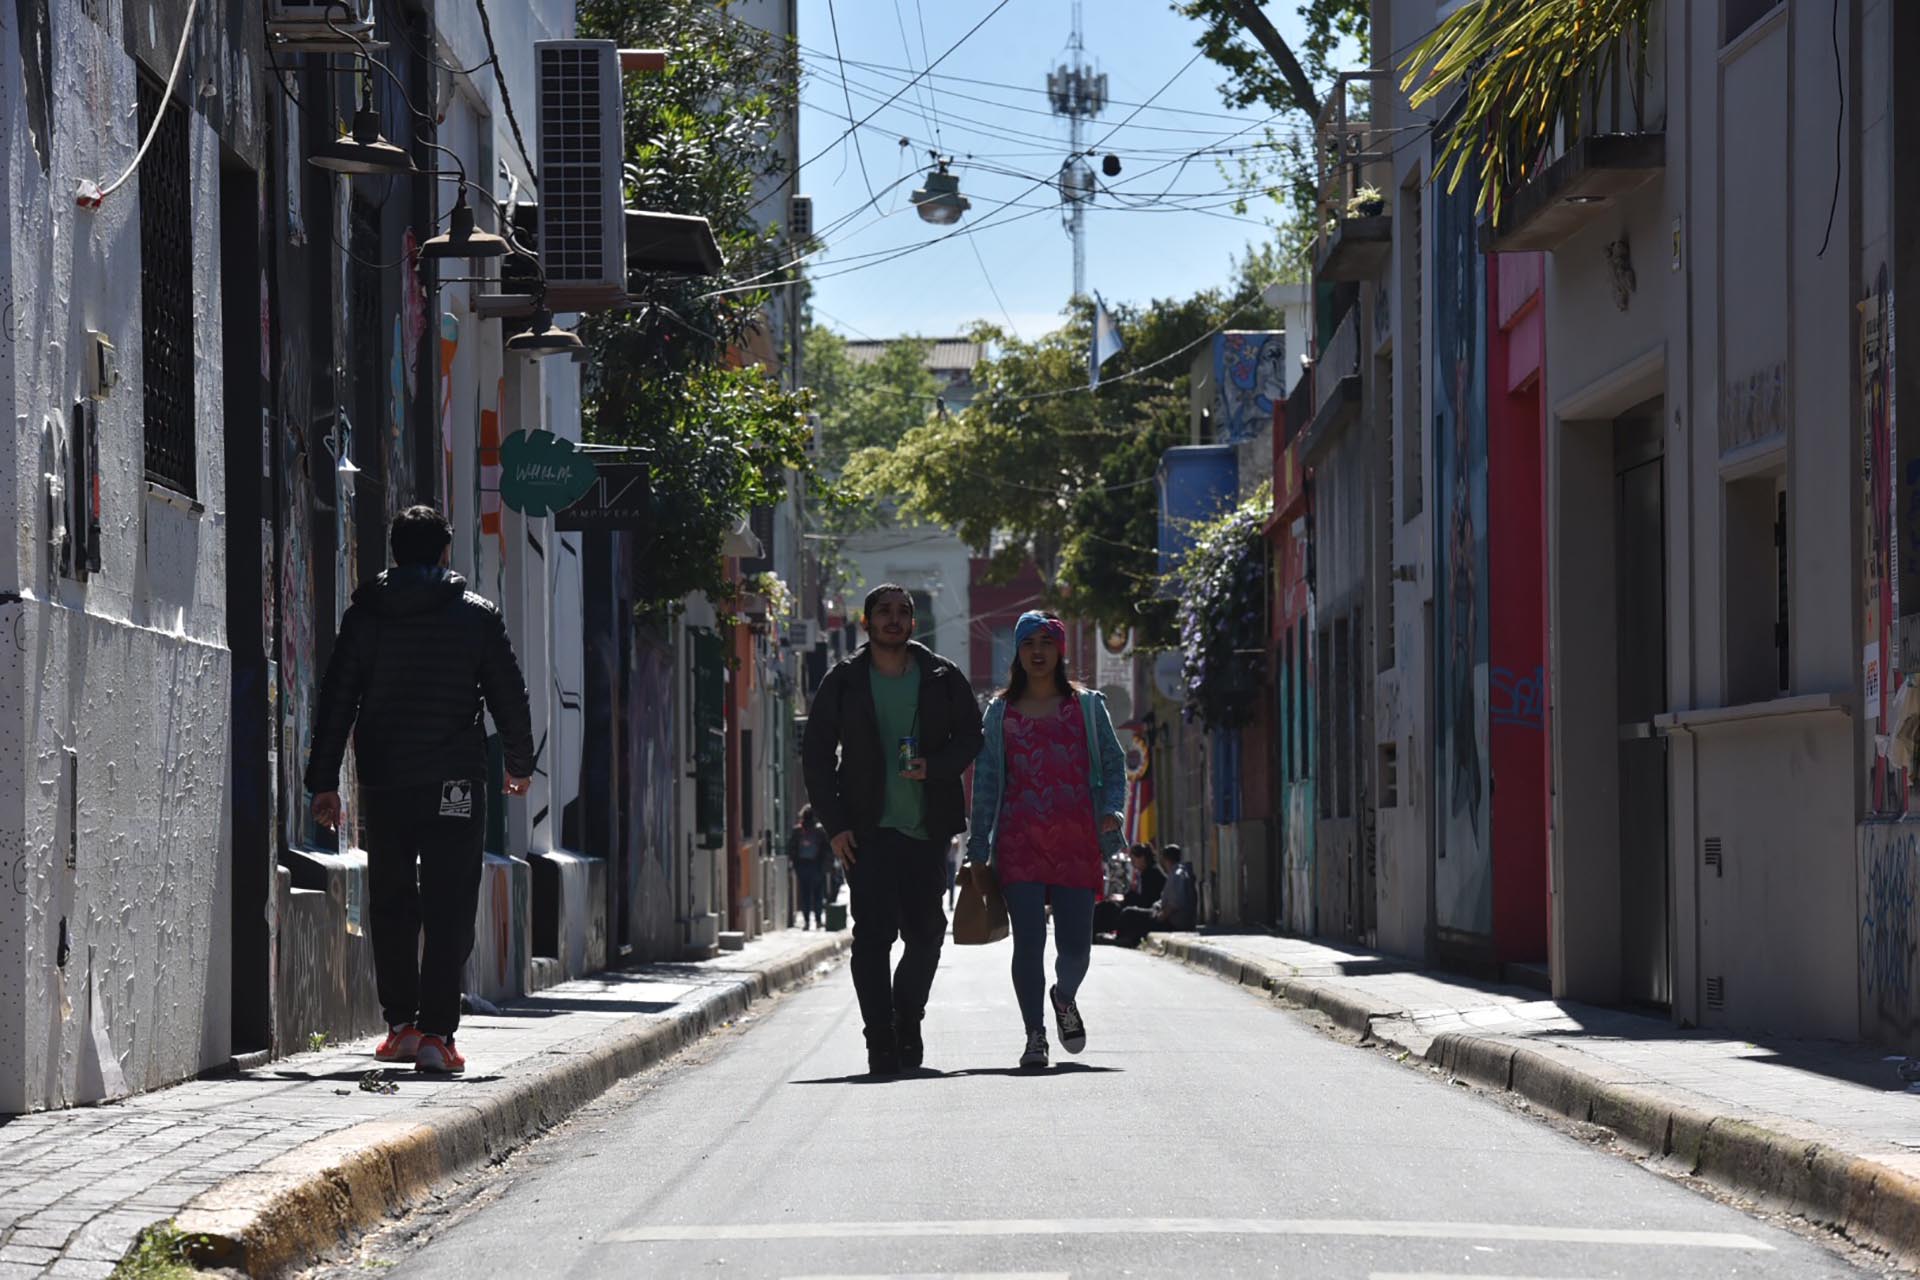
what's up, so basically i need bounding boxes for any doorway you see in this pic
[1613,406,1670,1008]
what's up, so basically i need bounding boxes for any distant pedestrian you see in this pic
[1115,844,1197,949]
[1094,842,1166,938]
[801,583,984,1076]
[964,611,1126,1070]
[787,805,830,929]
[305,506,535,1077]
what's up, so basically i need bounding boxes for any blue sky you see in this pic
[792,1,1342,342]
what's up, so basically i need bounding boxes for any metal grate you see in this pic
[1705,975,1726,1010]
[1703,835,1723,876]
[139,71,196,497]
[539,45,608,284]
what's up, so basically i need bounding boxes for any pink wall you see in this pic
[1486,254,1551,964]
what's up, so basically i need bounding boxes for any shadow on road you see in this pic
[789,1063,1122,1085]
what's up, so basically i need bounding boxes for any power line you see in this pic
[826,0,880,204]
[474,0,537,190]
[762,0,1015,214]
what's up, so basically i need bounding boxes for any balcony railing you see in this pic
[1314,70,1394,280]
[1313,306,1360,423]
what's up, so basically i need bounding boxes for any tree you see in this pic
[848,278,1289,642]
[1400,0,1651,227]
[574,0,822,611]
[803,326,940,477]
[1176,1,1372,270]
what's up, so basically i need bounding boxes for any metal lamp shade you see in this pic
[506,312,584,357]
[419,197,509,260]
[911,168,971,226]
[309,107,414,175]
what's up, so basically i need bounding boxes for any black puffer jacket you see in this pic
[801,642,983,842]
[304,566,536,792]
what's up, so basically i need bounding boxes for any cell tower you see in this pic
[1047,0,1105,301]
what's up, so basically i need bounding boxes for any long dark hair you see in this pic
[1001,613,1080,701]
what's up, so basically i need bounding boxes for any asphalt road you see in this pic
[354,935,1887,1279]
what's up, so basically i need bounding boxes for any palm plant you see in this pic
[1399,0,1652,227]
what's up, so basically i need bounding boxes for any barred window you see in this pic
[139,70,195,497]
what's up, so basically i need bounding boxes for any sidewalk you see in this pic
[1153,931,1920,1266]
[0,928,847,1279]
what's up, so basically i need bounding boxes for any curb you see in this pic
[171,934,848,1278]
[1152,934,1920,1267]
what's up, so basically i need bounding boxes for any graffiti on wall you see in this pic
[438,314,459,505]
[1861,824,1920,1046]
[1212,331,1288,444]
[1490,665,1546,731]
[1864,269,1905,815]
[1718,360,1788,455]
[1431,134,1492,937]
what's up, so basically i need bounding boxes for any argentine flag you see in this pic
[1089,294,1125,389]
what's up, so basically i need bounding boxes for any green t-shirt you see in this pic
[869,659,927,839]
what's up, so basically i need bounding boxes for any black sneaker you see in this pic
[1050,985,1087,1055]
[895,1015,924,1071]
[867,1047,901,1077]
[1019,1028,1049,1070]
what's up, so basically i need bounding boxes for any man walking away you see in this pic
[306,506,536,1076]
[802,583,983,1076]
[787,805,830,929]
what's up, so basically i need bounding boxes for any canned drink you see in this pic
[898,736,919,773]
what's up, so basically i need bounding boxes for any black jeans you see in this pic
[847,828,947,1048]
[362,779,486,1038]
[794,860,828,925]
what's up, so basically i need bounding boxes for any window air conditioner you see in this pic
[267,0,376,52]
[535,40,628,311]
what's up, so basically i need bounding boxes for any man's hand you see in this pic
[504,774,531,797]
[312,791,341,832]
[1100,814,1122,835]
[900,757,928,782]
[831,830,858,869]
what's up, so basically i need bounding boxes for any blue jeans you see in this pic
[1002,882,1096,1033]
[794,861,827,925]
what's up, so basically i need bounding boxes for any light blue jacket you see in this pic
[966,688,1128,865]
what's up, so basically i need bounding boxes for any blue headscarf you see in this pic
[1014,610,1067,648]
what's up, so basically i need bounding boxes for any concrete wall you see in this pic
[0,1,242,1110]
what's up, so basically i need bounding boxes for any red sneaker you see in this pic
[414,1034,466,1075]
[374,1025,423,1063]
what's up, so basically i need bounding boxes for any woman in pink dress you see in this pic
[964,612,1127,1069]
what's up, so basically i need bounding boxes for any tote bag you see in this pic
[952,864,1010,945]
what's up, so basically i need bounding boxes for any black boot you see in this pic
[866,1028,901,1077]
[895,1012,924,1071]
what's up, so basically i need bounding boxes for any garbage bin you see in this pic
[825,902,848,931]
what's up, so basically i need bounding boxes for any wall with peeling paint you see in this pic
[0,0,238,1110]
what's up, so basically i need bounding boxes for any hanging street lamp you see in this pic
[911,158,971,226]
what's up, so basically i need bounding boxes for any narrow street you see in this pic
[328,944,1877,1280]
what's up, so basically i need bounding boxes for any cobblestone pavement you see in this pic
[0,929,843,1279]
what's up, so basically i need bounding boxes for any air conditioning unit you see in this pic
[535,40,628,311]
[267,0,378,52]
[788,194,814,245]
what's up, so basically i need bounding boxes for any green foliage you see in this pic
[1177,0,1371,271]
[111,1221,206,1280]
[805,326,940,477]
[1175,484,1272,729]
[575,0,822,614]
[1400,0,1652,226]
[849,281,1288,641]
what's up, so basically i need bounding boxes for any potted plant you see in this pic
[1347,185,1386,218]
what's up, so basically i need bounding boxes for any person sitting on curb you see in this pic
[1114,844,1196,949]
[1094,842,1165,939]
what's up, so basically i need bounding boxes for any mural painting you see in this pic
[439,313,459,506]
[629,624,680,953]
[1431,135,1492,937]
[1861,824,1920,1047]
[1865,269,1905,815]
[1213,331,1288,444]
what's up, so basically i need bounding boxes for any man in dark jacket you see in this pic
[802,583,983,1075]
[305,506,536,1076]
